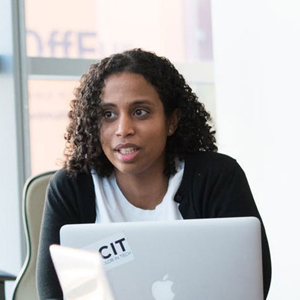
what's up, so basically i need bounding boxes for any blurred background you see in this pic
[1,0,300,299]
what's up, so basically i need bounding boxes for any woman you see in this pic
[37,48,271,299]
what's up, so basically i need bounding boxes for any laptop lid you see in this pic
[60,217,264,300]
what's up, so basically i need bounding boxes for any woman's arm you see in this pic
[36,170,80,300]
[177,153,271,299]
[208,159,272,299]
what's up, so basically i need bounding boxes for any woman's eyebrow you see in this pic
[100,100,155,108]
[130,100,154,107]
[99,103,116,109]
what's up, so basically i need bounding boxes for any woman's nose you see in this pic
[116,115,135,137]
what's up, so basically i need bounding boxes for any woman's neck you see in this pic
[115,170,169,210]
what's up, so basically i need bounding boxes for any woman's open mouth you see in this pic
[114,144,140,162]
[118,147,138,155]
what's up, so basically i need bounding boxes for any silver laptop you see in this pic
[58,217,264,300]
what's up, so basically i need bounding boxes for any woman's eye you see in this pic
[134,109,148,117]
[103,111,117,119]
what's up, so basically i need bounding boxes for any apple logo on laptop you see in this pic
[151,274,175,300]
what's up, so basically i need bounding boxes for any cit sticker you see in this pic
[82,232,134,271]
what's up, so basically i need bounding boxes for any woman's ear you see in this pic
[167,110,180,136]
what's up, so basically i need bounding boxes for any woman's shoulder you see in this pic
[51,167,92,181]
[185,151,238,171]
[49,168,93,193]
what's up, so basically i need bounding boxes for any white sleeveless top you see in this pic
[91,162,184,223]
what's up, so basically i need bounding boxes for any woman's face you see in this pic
[100,72,175,178]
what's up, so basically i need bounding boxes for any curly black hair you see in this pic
[64,48,217,177]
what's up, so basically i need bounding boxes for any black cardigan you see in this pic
[37,152,271,299]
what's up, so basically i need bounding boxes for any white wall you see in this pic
[211,1,300,299]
